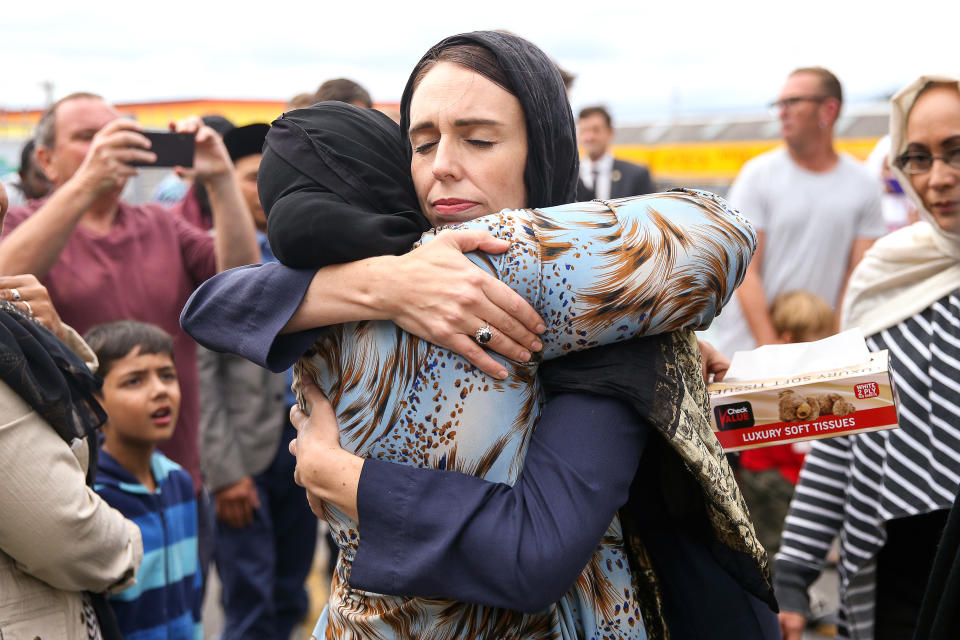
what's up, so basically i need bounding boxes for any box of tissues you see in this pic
[708,330,900,452]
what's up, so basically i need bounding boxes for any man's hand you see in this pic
[213,476,261,529]
[0,275,65,340]
[72,119,155,196]
[698,339,730,383]
[377,229,546,379]
[779,611,806,640]
[172,117,232,185]
[173,116,259,271]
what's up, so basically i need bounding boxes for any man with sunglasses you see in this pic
[712,67,885,358]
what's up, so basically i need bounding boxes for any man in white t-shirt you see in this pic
[712,67,885,356]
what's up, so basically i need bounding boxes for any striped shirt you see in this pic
[95,450,202,640]
[775,290,960,639]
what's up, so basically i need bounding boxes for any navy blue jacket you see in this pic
[180,265,779,638]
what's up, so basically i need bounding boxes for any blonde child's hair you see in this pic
[770,290,835,344]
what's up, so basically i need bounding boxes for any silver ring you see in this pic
[9,288,21,302]
[21,300,33,318]
[474,325,493,345]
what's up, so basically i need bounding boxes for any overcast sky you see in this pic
[3,0,954,123]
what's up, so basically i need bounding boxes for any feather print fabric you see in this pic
[299,189,756,640]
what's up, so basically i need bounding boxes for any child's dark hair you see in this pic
[84,320,175,378]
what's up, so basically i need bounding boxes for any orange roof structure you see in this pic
[0,98,400,139]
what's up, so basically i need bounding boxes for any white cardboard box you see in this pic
[708,351,899,452]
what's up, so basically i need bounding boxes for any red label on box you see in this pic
[714,405,898,450]
[855,382,880,399]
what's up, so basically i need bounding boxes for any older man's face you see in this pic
[41,97,119,187]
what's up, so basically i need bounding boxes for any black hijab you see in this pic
[262,102,428,268]
[399,31,580,209]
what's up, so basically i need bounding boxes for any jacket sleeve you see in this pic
[180,262,320,372]
[451,189,756,359]
[638,166,654,196]
[171,208,217,286]
[267,191,424,270]
[774,436,853,614]
[349,393,647,613]
[621,161,654,196]
[0,382,143,594]
[198,347,248,493]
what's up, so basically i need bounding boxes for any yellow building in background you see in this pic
[614,137,880,187]
[1,98,888,189]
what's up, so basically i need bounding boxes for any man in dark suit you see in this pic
[577,105,654,199]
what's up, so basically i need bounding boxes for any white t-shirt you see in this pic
[711,147,885,356]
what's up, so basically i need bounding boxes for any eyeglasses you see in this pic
[894,148,960,175]
[768,95,828,112]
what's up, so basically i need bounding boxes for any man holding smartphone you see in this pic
[0,92,260,590]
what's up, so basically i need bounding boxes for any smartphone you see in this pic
[132,131,195,168]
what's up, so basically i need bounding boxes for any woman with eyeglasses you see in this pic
[775,75,960,640]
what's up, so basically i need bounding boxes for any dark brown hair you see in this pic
[409,44,516,98]
[790,67,843,106]
[287,92,317,110]
[84,320,174,379]
[578,105,613,128]
[314,78,373,108]
[18,139,37,175]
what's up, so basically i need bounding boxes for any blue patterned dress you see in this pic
[298,190,756,640]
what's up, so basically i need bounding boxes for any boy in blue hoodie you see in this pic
[85,320,202,640]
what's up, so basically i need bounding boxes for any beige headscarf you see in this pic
[842,74,960,336]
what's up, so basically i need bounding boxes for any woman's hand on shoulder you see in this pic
[375,229,545,380]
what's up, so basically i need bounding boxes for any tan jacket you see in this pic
[0,326,142,640]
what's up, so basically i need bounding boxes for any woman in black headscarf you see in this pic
[260,101,427,269]
[183,31,778,639]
